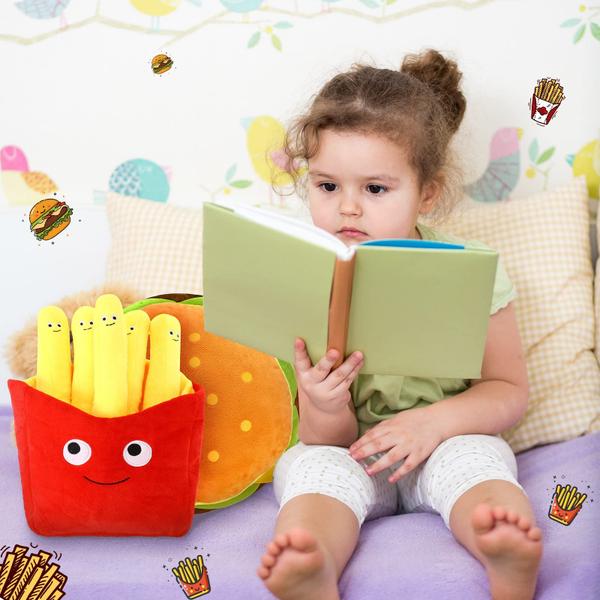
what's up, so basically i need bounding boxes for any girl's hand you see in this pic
[348,406,444,484]
[293,337,364,415]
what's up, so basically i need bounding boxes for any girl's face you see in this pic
[307,129,439,246]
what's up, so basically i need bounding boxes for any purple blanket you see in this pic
[1,405,598,599]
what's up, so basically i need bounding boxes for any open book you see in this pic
[202,200,498,378]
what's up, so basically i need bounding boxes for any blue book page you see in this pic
[359,239,464,249]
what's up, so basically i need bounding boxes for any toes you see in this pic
[471,503,494,534]
[267,541,282,555]
[492,505,507,521]
[517,516,531,530]
[261,554,276,567]
[527,526,543,542]
[257,566,270,579]
[506,509,519,523]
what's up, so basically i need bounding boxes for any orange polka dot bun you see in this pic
[124,294,298,512]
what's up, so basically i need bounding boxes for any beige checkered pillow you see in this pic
[423,176,600,453]
[105,193,203,297]
[593,210,600,433]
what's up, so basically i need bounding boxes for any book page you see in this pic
[211,199,354,260]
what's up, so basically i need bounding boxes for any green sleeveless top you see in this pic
[349,221,518,437]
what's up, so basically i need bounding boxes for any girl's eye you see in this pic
[367,184,387,194]
[317,183,388,194]
[318,182,336,192]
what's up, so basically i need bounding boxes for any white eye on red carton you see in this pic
[529,77,565,126]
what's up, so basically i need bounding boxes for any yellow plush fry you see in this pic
[36,306,72,403]
[125,310,150,414]
[71,306,94,413]
[179,372,193,395]
[92,294,128,417]
[143,314,182,409]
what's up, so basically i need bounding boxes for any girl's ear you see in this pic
[419,178,441,214]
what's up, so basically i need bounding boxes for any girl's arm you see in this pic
[298,386,359,447]
[424,301,529,440]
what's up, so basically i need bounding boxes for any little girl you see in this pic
[257,48,543,600]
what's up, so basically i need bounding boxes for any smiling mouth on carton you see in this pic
[83,476,131,486]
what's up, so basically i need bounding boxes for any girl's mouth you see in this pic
[339,230,367,238]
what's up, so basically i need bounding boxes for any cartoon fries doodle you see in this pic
[529,77,565,126]
[0,545,68,600]
[548,483,588,526]
[172,555,211,598]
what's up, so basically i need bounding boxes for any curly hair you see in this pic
[272,48,467,226]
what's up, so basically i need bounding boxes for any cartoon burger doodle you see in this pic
[29,198,73,241]
[151,53,173,75]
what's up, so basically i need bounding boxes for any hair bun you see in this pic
[400,48,466,134]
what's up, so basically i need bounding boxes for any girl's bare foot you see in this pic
[256,527,339,600]
[472,503,543,600]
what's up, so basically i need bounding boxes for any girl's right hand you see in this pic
[293,337,364,415]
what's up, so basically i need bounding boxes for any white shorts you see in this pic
[272,433,526,530]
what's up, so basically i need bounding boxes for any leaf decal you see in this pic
[560,18,581,28]
[529,139,539,163]
[573,23,586,43]
[230,180,252,189]
[247,31,261,48]
[536,147,555,165]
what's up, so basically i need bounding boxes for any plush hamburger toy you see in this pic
[29,198,73,241]
[124,294,299,512]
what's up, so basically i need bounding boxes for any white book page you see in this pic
[211,199,355,260]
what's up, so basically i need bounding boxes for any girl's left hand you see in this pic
[348,407,445,484]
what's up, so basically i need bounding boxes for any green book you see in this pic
[202,200,498,378]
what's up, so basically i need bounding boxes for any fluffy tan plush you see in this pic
[5,282,143,447]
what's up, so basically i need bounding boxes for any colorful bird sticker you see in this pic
[242,115,305,207]
[15,0,72,27]
[1,145,59,207]
[463,127,523,203]
[220,0,263,22]
[108,158,171,203]
[566,137,600,200]
[130,0,182,30]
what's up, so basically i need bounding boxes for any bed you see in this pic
[1,399,598,599]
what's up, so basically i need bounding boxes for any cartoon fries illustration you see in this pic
[172,555,211,598]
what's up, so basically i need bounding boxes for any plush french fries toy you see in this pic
[36,306,71,403]
[143,314,188,409]
[92,294,128,417]
[125,310,150,414]
[71,306,95,413]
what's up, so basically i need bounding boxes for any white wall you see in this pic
[1,0,599,404]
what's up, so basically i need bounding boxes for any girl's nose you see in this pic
[339,194,362,214]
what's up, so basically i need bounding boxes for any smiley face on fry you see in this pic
[36,306,72,403]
